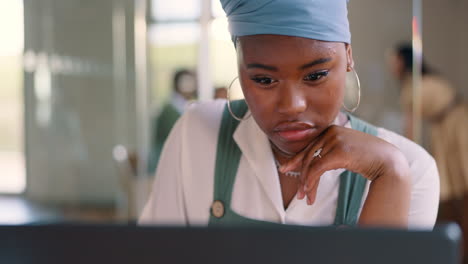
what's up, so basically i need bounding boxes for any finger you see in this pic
[297,147,334,202]
[280,132,326,173]
[297,129,334,203]
[299,142,330,186]
[303,147,339,192]
[296,143,329,202]
[298,127,338,183]
[306,177,321,205]
[296,183,306,200]
[279,144,311,174]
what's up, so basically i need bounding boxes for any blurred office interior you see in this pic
[0,0,467,243]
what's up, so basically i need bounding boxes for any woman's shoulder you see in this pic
[184,99,226,120]
[423,75,453,89]
[376,126,436,174]
[178,99,228,135]
[349,115,435,171]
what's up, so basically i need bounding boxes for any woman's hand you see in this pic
[280,125,412,227]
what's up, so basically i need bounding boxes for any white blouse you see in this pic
[139,100,440,229]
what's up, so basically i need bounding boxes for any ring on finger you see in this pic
[313,148,323,159]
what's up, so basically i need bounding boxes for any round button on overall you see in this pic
[211,200,225,218]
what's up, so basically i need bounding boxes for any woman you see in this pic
[391,44,468,207]
[140,0,439,229]
[391,44,468,248]
[148,69,198,174]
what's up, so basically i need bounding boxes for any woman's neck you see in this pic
[270,141,296,165]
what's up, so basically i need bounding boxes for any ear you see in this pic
[345,44,354,72]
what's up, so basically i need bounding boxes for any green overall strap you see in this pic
[333,114,379,227]
[210,100,248,222]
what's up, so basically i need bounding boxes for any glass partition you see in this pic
[0,0,26,194]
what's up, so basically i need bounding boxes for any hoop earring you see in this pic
[227,76,251,121]
[343,67,361,113]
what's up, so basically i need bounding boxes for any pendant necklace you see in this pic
[274,159,301,178]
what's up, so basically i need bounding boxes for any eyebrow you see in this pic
[299,57,332,70]
[246,57,332,72]
[246,63,278,71]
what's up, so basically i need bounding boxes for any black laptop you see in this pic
[0,223,461,264]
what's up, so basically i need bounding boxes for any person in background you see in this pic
[390,43,468,260]
[148,69,197,174]
[214,87,228,100]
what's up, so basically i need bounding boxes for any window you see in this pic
[0,0,26,193]
[148,0,240,104]
[210,1,242,99]
[151,0,200,21]
[148,23,199,105]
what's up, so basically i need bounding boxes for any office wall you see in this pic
[348,0,412,133]
[423,0,468,96]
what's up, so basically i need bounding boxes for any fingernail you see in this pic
[297,188,305,200]
[309,197,315,205]
[279,164,289,173]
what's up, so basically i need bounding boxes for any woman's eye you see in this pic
[304,71,329,81]
[251,77,275,85]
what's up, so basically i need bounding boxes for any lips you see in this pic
[273,122,316,142]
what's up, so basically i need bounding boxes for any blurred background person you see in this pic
[389,43,468,256]
[148,69,198,174]
[213,86,227,99]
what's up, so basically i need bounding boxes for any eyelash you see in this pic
[250,70,329,86]
[251,77,276,85]
[304,70,329,81]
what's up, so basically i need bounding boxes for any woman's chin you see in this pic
[271,140,309,157]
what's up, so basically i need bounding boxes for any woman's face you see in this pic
[237,34,353,155]
[177,73,197,99]
[388,53,405,80]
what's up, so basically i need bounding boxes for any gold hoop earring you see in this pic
[227,76,251,121]
[343,67,361,113]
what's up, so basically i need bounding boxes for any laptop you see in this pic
[0,223,461,264]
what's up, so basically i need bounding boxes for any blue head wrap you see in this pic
[220,0,351,44]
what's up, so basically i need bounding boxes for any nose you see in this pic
[276,83,307,116]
